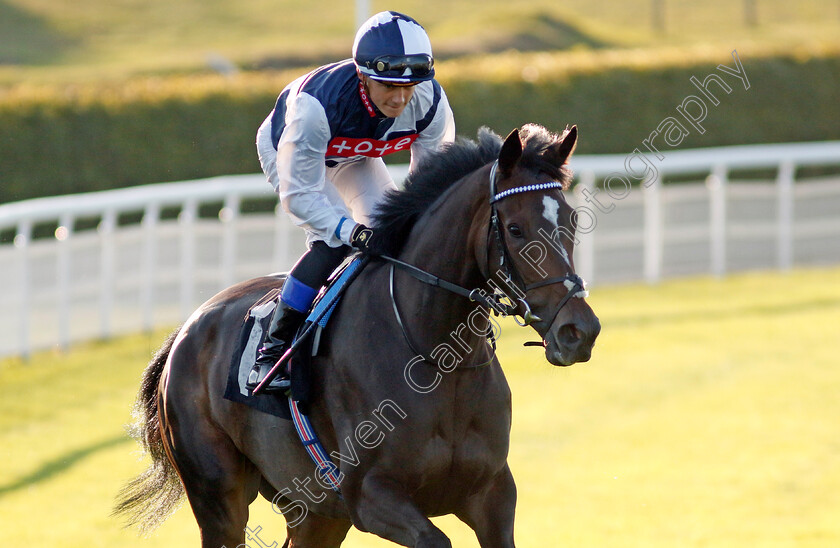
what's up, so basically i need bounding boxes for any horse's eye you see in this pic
[507,224,523,238]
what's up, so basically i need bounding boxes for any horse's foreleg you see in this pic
[348,475,452,547]
[456,465,517,548]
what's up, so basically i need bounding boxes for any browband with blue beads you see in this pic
[490,181,566,203]
[488,159,566,203]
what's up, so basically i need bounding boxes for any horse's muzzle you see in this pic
[544,312,601,366]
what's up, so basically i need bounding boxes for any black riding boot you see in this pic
[247,300,306,392]
[247,241,350,392]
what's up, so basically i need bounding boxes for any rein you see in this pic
[381,254,511,315]
[387,261,496,369]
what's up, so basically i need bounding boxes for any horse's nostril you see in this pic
[559,323,583,346]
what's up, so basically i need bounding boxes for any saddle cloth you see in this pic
[222,257,364,418]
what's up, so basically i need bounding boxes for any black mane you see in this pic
[369,124,573,256]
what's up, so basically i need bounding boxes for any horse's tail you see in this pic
[113,328,185,534]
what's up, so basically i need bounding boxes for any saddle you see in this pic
[223,256,365,419]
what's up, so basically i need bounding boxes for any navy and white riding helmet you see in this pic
[353,11,435,84]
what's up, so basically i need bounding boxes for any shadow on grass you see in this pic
[482,11,611,54]
[0,434,130,498]
[0,1,80,65]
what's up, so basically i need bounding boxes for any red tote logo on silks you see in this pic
[327,134,418,158]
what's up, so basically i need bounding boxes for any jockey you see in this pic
[249,11,456,391]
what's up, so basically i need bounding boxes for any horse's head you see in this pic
[482,124,600,366]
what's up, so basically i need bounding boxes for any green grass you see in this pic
[1,0,839,85]
[2,267,840,546]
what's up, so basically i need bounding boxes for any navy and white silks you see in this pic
[256,59,455,248]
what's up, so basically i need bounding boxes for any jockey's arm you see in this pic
[409,87,456,173]
[275,93,354,247]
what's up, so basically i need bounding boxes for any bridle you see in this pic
[486,160,587,328]
[380,159,588,364]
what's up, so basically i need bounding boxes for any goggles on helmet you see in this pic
[363,54,434,80]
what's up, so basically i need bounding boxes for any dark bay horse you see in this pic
[115,124,600,547]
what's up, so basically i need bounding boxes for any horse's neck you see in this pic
[395,172,492,352]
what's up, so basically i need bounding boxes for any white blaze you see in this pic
[542,196,571,267]
[542,195,559,227]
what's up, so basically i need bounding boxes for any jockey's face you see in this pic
[362,75,417,118]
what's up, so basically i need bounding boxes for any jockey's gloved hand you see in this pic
[350,223,376,253]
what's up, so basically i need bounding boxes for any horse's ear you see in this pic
[553,125,578,165]
[498,129,523,175]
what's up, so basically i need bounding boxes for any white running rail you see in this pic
[2,143,840,358]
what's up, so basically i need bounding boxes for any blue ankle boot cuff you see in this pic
[280,275,317,313]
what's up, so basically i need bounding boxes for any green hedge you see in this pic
[1,46,838,203]
[0,75,287,202]
[441,45,840,154]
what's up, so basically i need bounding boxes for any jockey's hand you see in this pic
[350,223,376,253]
